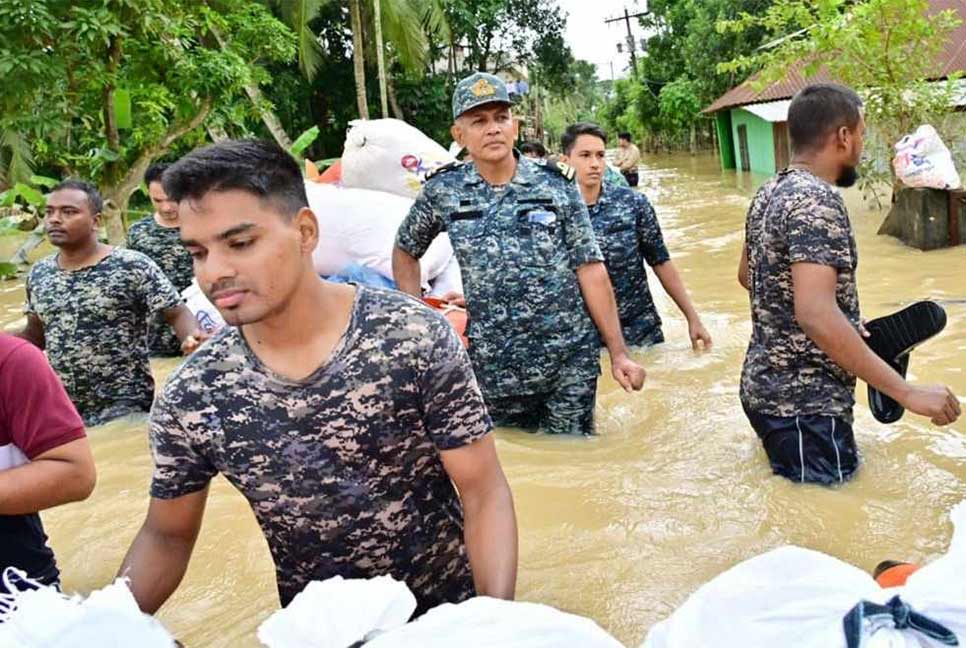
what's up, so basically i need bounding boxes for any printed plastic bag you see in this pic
[893,125,962,190]
[341,119,455,198]
[182,279,226,333]
[258,575,416,648]
[0,568,176,647]
[306,182,455,288]
[642,500,966,648]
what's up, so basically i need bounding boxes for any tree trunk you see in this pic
[101,99,214,244]
[387,74,405,120]
[209,24,292,149]
[349,0,369,120]
[689,124,697,155]
[102,34,124,188]
[373,0,388,118]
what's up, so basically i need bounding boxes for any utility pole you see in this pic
[605,6,649,76]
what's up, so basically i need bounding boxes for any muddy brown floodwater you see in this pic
[1,152,963,646]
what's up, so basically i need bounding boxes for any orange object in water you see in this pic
[423,297,468,348]
[318,159,342,184]
[874,562,920,588]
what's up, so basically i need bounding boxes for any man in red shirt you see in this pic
[0,333,96,592]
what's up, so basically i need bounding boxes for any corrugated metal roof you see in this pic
[704,0,966,114]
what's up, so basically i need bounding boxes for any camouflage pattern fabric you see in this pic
[604,165,629,188]
[451,72,512,119]
[740,168,861,422]
[395,153,603,406]
[149,286,491,614]
[588,181,670,347]
[127,216,193,356]
[486,375,598,436]
[25,248,182,426]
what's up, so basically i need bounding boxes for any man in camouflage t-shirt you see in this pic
[561,122,711,350]
[738,84,960,485]
[18,180,205,426]
[127,162,195,356]
[119,140,518,616]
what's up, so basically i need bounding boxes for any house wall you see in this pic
[730,108,776,175]
[715,112,736,170]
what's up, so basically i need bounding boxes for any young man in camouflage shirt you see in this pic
[118,140,518,617]
[738,84,960,485]
[127,162,196,356]
[561,122,712,350]
[18,180,205,426]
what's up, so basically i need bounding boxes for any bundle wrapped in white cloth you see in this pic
[0,568,176,647]
[340,118,455,199]
[258,575,623,648]
[305,182,456,290]
[642,501,966,648]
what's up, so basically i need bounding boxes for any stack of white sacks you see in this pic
[183,119,463,332]
[3,499,963,646]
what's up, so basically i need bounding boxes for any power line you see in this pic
[604,6,650,75]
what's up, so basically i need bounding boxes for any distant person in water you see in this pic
[738,83,960,485]
[614,132,640,187]
[562,122,711,349]
[17,180,206,426]
[127,162,196,357]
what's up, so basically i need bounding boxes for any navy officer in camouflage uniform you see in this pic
[561,122,712,349]
[127,162,196,356]
[393,73,646,436]
[17,180,205,426]
[737,84,960,485]
[118,139,517,617]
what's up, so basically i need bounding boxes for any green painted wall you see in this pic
[730,108,776,175]
[715,112,736,170]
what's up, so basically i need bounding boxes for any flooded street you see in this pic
[2,152,964,646]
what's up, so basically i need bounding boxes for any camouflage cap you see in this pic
[452,73,512,120]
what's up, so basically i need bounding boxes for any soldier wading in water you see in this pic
[119,139,518,616]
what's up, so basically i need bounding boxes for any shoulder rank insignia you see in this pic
[553,161,576,182]
[425,160,463,181]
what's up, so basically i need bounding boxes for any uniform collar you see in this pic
[589,180,613,210]
[463,149,536,187]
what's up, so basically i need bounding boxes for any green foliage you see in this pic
[290,125,321,157]
[598,0,771,147]
[0,0,296,228]
[718,0,963,202]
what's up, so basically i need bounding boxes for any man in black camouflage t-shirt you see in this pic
[127,162,195,356]
[17,180,205,426]
[738,84,960,485]
[118,140,518,616]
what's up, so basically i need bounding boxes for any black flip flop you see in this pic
[865,301,947,423]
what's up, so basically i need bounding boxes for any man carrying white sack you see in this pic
[118,139,518,618]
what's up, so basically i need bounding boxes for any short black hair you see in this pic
[788,83,863,154]
[51,179,103,215]
[561,122,608,154]
[520,141,547,157]
[144,162,170,186]
[618,132,632,141]
[163,139,307,218]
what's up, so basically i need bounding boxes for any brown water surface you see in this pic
[2,152,964,646]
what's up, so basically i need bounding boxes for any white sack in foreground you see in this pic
[642,501,966,648]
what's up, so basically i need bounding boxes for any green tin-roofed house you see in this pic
[703,67,837,175]
[704,0,966,176]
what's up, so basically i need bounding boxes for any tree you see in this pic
[718,0,963,202]
[0,0,297,242]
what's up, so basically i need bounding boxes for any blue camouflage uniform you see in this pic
[587,181,670,347]
[395,73,605,435]
[396,154,605,435]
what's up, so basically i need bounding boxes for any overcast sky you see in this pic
[558,0,649,81]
